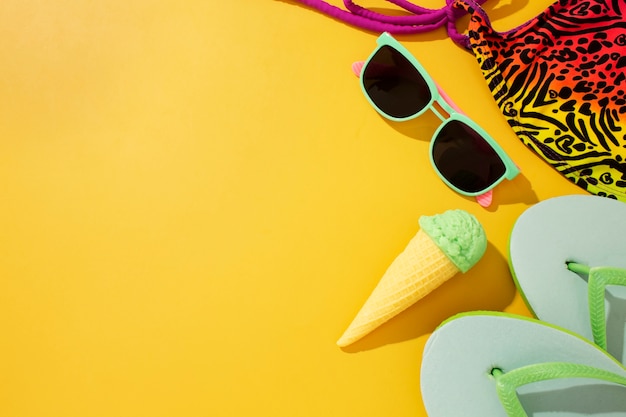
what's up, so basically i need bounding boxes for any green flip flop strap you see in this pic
[567,263,626,350]
[493,362,626,417]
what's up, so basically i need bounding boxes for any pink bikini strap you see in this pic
[291,0,489,48]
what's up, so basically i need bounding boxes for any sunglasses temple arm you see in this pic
[435,82,465,115]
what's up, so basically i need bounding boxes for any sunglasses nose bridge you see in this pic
[429,97,457,123]
[429,104,447,123]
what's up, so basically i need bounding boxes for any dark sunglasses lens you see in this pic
[432,120,507,194]
[362,45,432,118]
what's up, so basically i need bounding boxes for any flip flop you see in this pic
[508,195,626,364]
[420,312,626,417]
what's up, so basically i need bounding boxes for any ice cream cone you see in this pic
[337,210,486,347]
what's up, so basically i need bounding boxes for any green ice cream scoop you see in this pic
[418,209,487,273]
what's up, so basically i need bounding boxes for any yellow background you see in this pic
[0,1,587,416]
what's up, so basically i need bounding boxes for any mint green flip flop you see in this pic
[421,312,626,417]
[509,195,626,364]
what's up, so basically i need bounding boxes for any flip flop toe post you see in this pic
[509,195,626,363]
[421,313,626,417]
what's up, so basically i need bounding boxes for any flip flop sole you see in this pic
[420,312,626,417]
[509,195,626,363]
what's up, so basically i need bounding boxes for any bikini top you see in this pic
[293,0,626,202]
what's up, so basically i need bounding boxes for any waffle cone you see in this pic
[337,229,460,347]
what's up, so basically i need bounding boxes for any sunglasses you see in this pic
[356,33,519,206]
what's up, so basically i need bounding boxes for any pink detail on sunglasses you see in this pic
[351,61,365,77]
[475,190,492,207]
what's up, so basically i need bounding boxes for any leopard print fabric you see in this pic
[455,0,626,201]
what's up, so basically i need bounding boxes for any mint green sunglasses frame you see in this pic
[360,32,519,197]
